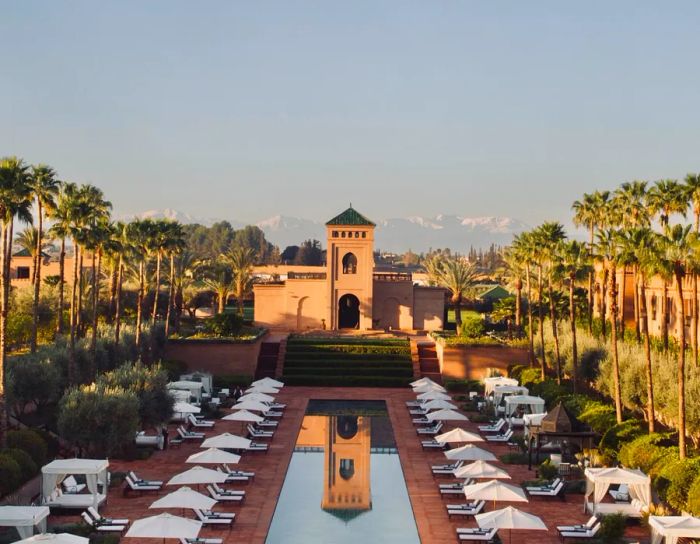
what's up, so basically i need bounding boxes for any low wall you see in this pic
[435,343,529,381]
[163,337,266,376]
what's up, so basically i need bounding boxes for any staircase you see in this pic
[417,342,442,384]
[255,342,280,379]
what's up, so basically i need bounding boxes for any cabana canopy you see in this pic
[0,506,50,539]
[649,516,700,544]
[41,459,109,510]
[584,467,651,517]
[504,395,545,417]
[484,377,518,396]
[493,385,529,407]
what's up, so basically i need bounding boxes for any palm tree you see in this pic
[555,240,591,392]
[512,233,537,367]
[646,179,687,227]
[85,219,112,361]
[683,173,700,364]
[222,246,256,316]
[126,219,155,350]
[501,247,524,329]
[149,219,170,325]
[596,229,623,423]
[201,263,233,314]
[661,224,697,459]
[164,222,186,336]
[48,183,72,335]
[109,222,129,345]
[425,256,478,330]
[28,165,59,352]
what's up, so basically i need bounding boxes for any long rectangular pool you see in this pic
[266,400,420,544]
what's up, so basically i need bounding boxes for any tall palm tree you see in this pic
[201,263,233,314]
[646,179,687,227]
[501,247,524,328]
[85,219,111,362]
[222,246,256,316]
[661,224,697,459]
[596,229,623,423]
[164,222,186,336]
[125,219,156,350]
[110,222,129,345]
[48,183,72,335]
[149,219,170,325]
[28,164,59,352]
[425,256,478,330]
[683,173,700,364]
[512,232,537,367]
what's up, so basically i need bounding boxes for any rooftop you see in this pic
[326,207,375,227]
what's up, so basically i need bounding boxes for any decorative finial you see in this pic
[349,202,352,208]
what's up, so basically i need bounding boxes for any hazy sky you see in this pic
[2,1,699,227]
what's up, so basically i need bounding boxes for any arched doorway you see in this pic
[338,294,360,329]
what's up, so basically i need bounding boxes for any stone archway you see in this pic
[296,296,310,329]
[338,294,360,329]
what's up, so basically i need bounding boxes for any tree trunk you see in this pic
[175,285,183,333]
[619,266,627,338]
[218,291,226,315]
[537,266,546,378]
[77,250,84,334]
[30,201,42,352]
[107,260,117,324]
[0,222,8,447]
[151,251,161,325]
[662,281,669,351]
[548,274,561,384]
[114,257,123,346]
[609,262,623,424]
[69,242,79,382]
[693,273,698,367]
[675,270,687,459]
[633,265,641,343]
[601,268,608,341]
[454,295,462,330]
[588,225,594,334]
[569,273,578,392]
[639,274,655,433]
[514,280,522,328]
[165,253,175,337]
[525,264,535,367]
[90,250,100,363]
[135,260,144,351]
[56,237,65,334]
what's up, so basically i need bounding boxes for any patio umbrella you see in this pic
[435,428,483,444]
[475,506,546,544]
[125,513,202,540]
[454,461,511,480]
[222,409,264,422]
[15,535,88,544]
[150,487,217,512]
[186,448,241,465]
[422,400,459,411]
[410,377,440,387]
[231,400,271,412]
[416,390,452,401]
[172,402,200,415]
[251,377,284,388]
[445,445,497,462]
[427,409,469,421]
[245,385,280,394]
[166,466,228,486]
[413,382,447,393]
[463,480,528,509]
[237,392,275,403]
[201,433,252,450]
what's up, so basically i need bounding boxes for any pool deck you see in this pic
[51,387,649,544]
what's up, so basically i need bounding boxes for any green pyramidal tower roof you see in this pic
[326,207,375,226]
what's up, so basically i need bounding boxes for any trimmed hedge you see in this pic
[288,336,408,346]
[283,366,413,377]
[281,375,413,387]
[4,448,37,481]
[0,455,22,496]
[285,351,410,361]
[286,345,409,355]
[284,359,411,369]
[7,429,48,466]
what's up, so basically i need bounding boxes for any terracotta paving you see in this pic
[48,387,651,543]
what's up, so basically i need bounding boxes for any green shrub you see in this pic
[284,358,411,368]
[578,401,617,435]
[0,455,22,496]
[6,356,63,414]
[6,429,48,466]
[205,312,244,337]
[538,459,558,480]
[519,368,542,387]
[213,374,253,389]
[281,375,413,387]
[499,452,529,464]
[530,378,571,405]
[159,359,188,381]
[284,366,413,377]
[618,433,676,475]
[685,474,700,515]
[599,420,645,458]
[3,448,38,482]
[656,458,700,511]
[597,514,627,544]
[458,315,486,338]
[444,379,484,394]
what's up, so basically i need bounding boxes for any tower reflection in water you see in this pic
[296,415,372,521]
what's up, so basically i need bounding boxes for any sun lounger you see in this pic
[405,400,425,407]
[180,538,223,544]
[556,516,598,533]
[128,472,163,486]
[446,501,485,517]
[416,422,443,435]
[199,510,235,519]
[177,426,205,440]
[249,442,269,452]
[266,402,286,409]
[412,417,431,424]
[212,483,245,496]
[262,410,283,418]
[422,439,447,450]
[456,527,497,542]
[247,424,274,439]
[87,506,129,526]
[207,485,245,503]
[525,478,561,493]
[194,509,234,526]
[81,512,126,532]
[188,414,215,428]
[478,419,505,433]
[432,460,463,475]
[125,475,161,494]
[221,465,255,481]
[558,523,601,541]
[528,480,565,499]
[257,419,278,428]
[485,428,514,442]
[409,408,428,416]
[439,479,474,495]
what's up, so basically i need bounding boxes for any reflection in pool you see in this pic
[266,401,419,544]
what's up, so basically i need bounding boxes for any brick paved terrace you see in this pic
[46,386,650,544]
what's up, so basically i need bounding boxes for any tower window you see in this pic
[16,267,30,279]
[342,253,357,274]
[332,230,339,238]
[362,232,366,238]
[341,231,346,238]
[354,231,360,238]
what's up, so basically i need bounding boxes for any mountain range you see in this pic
[132,209,529,253]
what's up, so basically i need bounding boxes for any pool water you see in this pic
[266,400,420,544]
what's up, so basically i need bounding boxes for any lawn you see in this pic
[446,309,482,324]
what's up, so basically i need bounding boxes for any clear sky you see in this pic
[2,1,699,227]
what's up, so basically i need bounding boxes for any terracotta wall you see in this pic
[435,343,528,381]
[372,281,414,330]
[413,287,445,331]
[253,279,327,330]
[163,338,264,376]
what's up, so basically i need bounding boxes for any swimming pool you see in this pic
[266,400,420,544]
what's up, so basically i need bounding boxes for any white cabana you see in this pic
[649,516,700,544]
[168,389,190,402]
[504,395,545,417]
[493,386,529,408]
[484,377,518,396]
[180,372,213,394]
[523,412,547,437]
[41,459,108,510]
[168,381,204,402]
[584,467,651,517]
[0,506,50,540]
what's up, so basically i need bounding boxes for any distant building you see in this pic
[9,249,80,288]
[253,207,445,331]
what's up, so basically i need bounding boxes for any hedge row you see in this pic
[283,366,414,377]
[284,358,411,368]
[287,336,408,346]
[0,429,49,497]
[284,351,410,361]
[285,344,410,356]
[281,374,413,387]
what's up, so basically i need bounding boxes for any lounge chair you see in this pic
[556,516,598,533]
[87,506,129,526]
[412,416,431,425]
[485,428,514,442]
[180,538,223,544]
[212,483,245,496]
[409,407,428,416]
[439,479,474,495]
[478,419,505,433]
[446,501,486,517]
[177,426,205,440]
[207,485,245,503]
[128,471,163,486]
[525,478,561,493]
[262,410,283,419]
[194,509,234,527]
[528,480,565,499]
[422,439,447,450]
[257,419,278,428]
[558,523,601,542]
[432,460,463,475]
[416,422,443,435]
[265,401,286,409]
[125,475,161,494]
[81,512,126,532]
[62,475,86,494]
[220,465,255,481]
[609,484,630,502]
[188,414,215,428]
[248,442,269,452]
[456,527,497,542]
[405,400,425,407]
[247,424,274,439]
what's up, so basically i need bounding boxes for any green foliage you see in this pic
[6,313,32,348]
[444,379,484,394]
[158,359,189,381]
[597,514,627,544]
[3,448,38,481]
[656,458,700,511]
[578,400,617,435]
[499,452,530,464]
[58,384,140,457]
[538,459,558,480]
[205,312,244,337]
[530,378,571,405]
[212,374,253,389]
[6,355,63,414]
[284,365,413,377]
[599,420,645,458]
[458,314,486,338]
[281,375,413,387]
[0,455,22,497]
[519,368,542,387]
[685,474,700,515]
[618,433,677,476]
[6,429,48,466]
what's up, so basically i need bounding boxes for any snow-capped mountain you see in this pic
[127,210,529,252]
